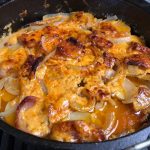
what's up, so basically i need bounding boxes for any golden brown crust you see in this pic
[129,42,150,54]
[0,12,149,143]
[55,37,85,59]
[50,121,80,142]
[98,20,130,38]
[20,55,44,78]
[18,33,40,49]
[125,54,150,69]
[50,121,105,142]
[133,86,150,111]
[74,121,105,142]
[89,32,113,49]
[98,22,119,38]
[48,103,70,123]
[103,52,116,68]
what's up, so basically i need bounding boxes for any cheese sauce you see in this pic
[0,12,149,142]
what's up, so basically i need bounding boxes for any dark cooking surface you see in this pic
[0,0,150,150]
[0,131,149,150]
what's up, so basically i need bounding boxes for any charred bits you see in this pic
[21,55,44,79]
[103,52,116,68]
[125,54,150,69]
[89,32,113,49]
[77,79,86,87]
[66,37,85,49]
[18,33,38,49]
[129,42,150,54]
[56,37,85,59]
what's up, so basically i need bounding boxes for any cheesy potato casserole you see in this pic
[0,12,149,142]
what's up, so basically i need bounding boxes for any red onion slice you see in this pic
[15,96,36,131]
[4,77,20,95]
[16,96,50,137]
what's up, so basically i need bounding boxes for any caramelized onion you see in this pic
[43,13,69,26]
[0,100,18,117]
[0,78,6,90]
[104,112,118,138]
[38,79,48,95]
[42,50,56,63]
[127,65,150,81]
[43,13,69,20]
[68,112,91,121]
[122,78,137,103]
[41,36,56,52]
[108,98,118,108]
[4,77,20,95]
[95,101,107,111]
[112,37,131,44]
[35,65,47,80]
[139,73,150,81]
[70,93,96,112]
[108,66,125,84]
[29,25,45,31]
[66,62,96,72]
[127,65,143,77]
[105,69,116,79]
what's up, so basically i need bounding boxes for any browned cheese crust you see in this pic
[0,12,149,143]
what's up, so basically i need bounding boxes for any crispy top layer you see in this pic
[0,12,149,142]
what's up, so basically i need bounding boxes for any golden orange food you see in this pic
[0,12,149,142]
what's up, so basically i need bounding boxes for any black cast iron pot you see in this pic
[0,0,150,149]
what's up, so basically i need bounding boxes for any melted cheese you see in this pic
[0,12,149,142]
